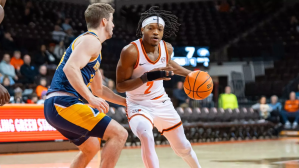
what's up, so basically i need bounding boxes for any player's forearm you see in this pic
[170,60,192,77]
[0,0,6,7]
[96,86,126,106]
[0,5,4,24]
[116,78,144,93]
[63,66,94,101]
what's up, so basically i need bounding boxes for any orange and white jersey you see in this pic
[126,39,170,102]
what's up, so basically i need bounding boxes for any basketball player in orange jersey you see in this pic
[44,3,127,168]
[116,7,201,168]
[0,0,10,105]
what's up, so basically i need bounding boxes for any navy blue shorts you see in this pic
[44,96,111,146]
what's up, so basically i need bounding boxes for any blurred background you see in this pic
[1,0,299,160]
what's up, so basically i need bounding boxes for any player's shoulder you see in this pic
[73,34,102,53]
[163,41,173,53]
[80,34,101,47]
[119,43,138,66]
[121,43,138,56]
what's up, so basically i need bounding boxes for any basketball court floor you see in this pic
[0,138,298,168]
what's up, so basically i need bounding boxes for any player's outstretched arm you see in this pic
[91,70,126,107]
[165,42,192,77]
[0,0,7,7]
[0,4,4,24]
[0,0,6,24]
[101,86,126,106]
[63,36,109,113]
[0,84,10,106]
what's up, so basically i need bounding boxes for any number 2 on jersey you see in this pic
[144,81,154,94]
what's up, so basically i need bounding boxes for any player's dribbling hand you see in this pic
[88,96,109,114]
[150,64,174,72]
[0,84,10,106]
[155,71,173,81]
[149,66,174,81]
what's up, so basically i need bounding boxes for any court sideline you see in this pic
[0,138,298,168]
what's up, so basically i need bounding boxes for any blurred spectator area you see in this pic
[0,0,289,106]
[228,2,299,62]
[242,2,299,99]
[119,0,283,49]
[0,0,284,53]
[0,0,88,53]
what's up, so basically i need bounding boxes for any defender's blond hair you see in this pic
[84,3,114,29]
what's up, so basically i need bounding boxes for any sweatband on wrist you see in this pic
[147,71,167,81]
[140,73,148,83]
[140,71,173,84]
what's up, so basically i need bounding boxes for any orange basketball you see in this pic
[184,71,213,100]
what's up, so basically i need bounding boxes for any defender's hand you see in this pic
[88,96,109,114]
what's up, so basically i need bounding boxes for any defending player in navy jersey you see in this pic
[44,3,127,168]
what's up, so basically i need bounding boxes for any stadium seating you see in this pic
[1,0,284,50]
[119,0,283,49]
[231,1,299,98]
[0,0,284,84]
[105,107,277,146]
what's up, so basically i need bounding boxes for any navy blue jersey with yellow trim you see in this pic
[47,31,101,99]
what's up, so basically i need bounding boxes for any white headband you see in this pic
[142,16,165,28]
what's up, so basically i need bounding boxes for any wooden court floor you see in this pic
[0,138,299,168]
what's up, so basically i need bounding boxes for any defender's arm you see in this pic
[63,36,109,112]
[91,70,126,107]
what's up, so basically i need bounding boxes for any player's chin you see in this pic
[150,41,160,46]
[107,33,113,39]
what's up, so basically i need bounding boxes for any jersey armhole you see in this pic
[72,32,101,62]
[71,37,80,51]
[163,41,170,64]
[131,42,140,69]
